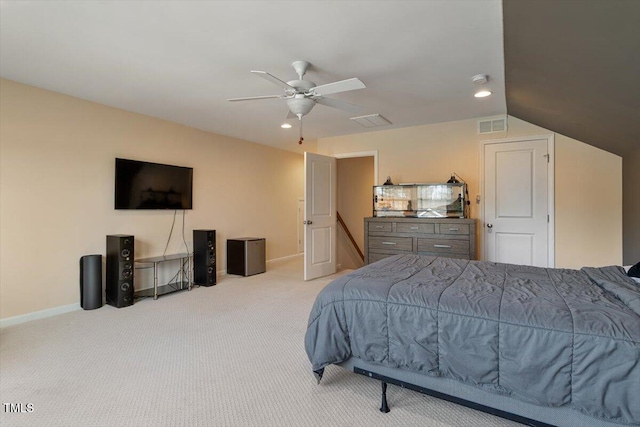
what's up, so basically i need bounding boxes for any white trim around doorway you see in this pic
[334,151,379,185]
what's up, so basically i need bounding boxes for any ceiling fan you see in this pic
[228,60,366,144]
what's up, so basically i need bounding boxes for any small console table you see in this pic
[134,253,192,300]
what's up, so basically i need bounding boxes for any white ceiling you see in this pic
[0,0,506,153]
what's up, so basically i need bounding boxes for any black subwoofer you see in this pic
[106,235,135,308]
[194,229,216,286]
[79,254,103,310]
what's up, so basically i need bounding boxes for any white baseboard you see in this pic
[0,303,81,328]
[266,253,303,264]
[2,254,304,326]
[218,253,302,276]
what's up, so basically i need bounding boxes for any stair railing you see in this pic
[337,211,364,262]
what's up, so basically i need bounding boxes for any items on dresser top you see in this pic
[373,182,468,218]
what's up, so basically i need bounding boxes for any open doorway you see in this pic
[336,155,375,270]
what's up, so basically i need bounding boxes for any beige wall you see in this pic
[623,148,640,265]
[553,136,622,268]
[337,156,374,270]
[318,116,622,269]
[0,79,303,319]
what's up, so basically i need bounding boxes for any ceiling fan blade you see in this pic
[315,96,363,113]
[251,70,297,92]
[286,109,296,119]
[310,78,365,96]
[228,95,284,102]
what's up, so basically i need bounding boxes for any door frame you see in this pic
[297,197,304,254]
[334,150,379,184]
[302,150,377,278]
[333,151,378,270]
[479,135,555,266]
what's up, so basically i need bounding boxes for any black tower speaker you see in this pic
[80,254,103,310]
[106,235,135,308]
[194,230,216,286]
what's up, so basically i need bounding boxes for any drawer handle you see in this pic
[434,244,451,248]
[382,242,397,245]
[447,228,459,231]
[375,226,384,228]
[410,226,419,230]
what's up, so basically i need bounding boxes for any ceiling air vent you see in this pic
[478,117,507,134]
[351,114,392,128]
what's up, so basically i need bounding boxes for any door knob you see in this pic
[487,223,493,228]
[303,220,313,225]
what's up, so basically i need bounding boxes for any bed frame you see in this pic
[337,358,627,427]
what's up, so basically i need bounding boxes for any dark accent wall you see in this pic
[503,0,640,157]
[623,149,640,265]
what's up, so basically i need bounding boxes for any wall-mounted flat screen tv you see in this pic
[115,158,193,210]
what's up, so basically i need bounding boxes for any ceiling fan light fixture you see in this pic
[474,90,492,98]
[286,96,316,117]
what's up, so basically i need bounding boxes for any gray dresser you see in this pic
[365,217,476,264]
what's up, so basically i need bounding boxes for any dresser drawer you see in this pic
[417,238,469,255]
[437,224,470,235]
[396,222,435,234]
[369,236,413,252]
[368,222,393,233]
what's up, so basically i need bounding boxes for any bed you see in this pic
[305,255,640,426]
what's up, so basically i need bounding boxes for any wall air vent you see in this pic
[351,114,392,128]
[478,116,507,134]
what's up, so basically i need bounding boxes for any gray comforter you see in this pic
[305,255,640,425]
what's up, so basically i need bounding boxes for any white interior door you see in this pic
[304,152,337,280]
[484,138,553,267]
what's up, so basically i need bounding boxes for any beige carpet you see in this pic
[0,256,521,427]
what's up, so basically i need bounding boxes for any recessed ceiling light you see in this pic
[281,123,292,129]
[474,90,492,98]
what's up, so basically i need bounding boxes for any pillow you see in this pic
[628,261,640,278]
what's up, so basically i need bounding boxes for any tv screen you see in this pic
[115,158,193,210]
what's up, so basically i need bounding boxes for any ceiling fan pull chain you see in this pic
[298,115,304,145]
